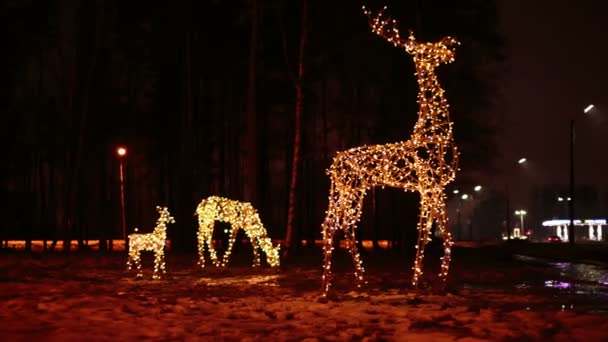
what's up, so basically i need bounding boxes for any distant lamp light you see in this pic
[584,104,594,113]
[453,189,460,194]
[461,194,469,200]
[518,158,527,164]
[117,147,127,157]
[567,197,571,201]
[474,185,482,192]
[557,197,564,202]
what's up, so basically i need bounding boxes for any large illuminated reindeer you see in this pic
[195,196,280,269]
[127,206,175,279]
[321,6,459,295]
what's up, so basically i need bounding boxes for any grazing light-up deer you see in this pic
[195,196,280,269]
[321,6,459,295]
[127,206,175,279]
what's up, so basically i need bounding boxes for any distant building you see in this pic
[542,219,607,241]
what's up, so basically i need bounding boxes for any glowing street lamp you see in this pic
[117,146,128,247]
[474,185,482,192]
[518,157,527,164]
[117,147,127,157]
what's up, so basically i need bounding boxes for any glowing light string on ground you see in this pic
[195,196,280,268]
[127,206,175,279]
[321,6,459,295]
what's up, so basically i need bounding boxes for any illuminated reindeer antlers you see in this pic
[362,5,415,50]
[362,5,459,61]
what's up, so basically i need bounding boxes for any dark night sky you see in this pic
[481,0,608,210]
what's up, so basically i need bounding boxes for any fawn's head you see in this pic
[156,206,176,225]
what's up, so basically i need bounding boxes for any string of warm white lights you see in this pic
[195,196,281,268]
[321,6,459,295]
[127,206,175,279]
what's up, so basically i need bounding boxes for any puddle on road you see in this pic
[461,255,608,314]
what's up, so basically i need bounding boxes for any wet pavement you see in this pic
[462,254,608,314]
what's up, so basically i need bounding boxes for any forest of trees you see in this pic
[0,0,506,253]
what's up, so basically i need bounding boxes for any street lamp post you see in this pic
[470,185,482,240]
[117,146,127,249]
[569,118,575,246]
[557,196,571,218]
[452,189,461,240]
[569,104,594,246]
[453,185,481,241]
[515,210,527,237]
[506,158,527,240]
[460,194,469,240]
[505,184,511,240]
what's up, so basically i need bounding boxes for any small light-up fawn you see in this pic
[127,206,175,279]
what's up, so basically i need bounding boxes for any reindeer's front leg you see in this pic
[200,221,221,267]
[434,195,452,288]
[321,219,335,295]
[251,236,261,267]
[196,225,207,268]
[134,249,143,278]
[322,179,341,295]
[126,240,134,271]
[344,187,367,289]
[218,226,238,267]
[153,243,165,280]
[412,192,434,288]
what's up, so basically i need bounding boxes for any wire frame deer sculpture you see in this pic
[321,6,460,295]
[195,196,280,269]
[127,206,175,279]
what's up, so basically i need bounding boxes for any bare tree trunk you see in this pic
[177,24,195,252]
[63,0,103,252]
[244,0,258,206]
[284,0,308,257]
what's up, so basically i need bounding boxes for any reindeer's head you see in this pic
[363,6,459,68]
[405,31,458,67]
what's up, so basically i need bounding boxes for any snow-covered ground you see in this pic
[1,248,607,341]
